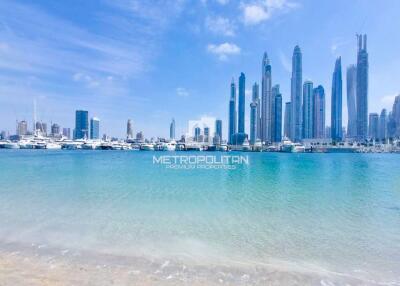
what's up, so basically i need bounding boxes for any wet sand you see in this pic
[0,247,381,286]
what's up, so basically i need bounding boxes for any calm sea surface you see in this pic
[0,150,399,284]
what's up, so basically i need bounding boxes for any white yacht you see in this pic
[46,142,62,149]
[140,143,155,151]
[82,141,100,150]
[3,141,20,149]
[162,141,176,151]
[281,140,305,153]
[217,143,228,152]
[253,139,263,152]
[242,139,251,151]
[18,139,34,149]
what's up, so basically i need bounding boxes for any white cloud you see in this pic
[205,16,236,36]
[241,4,270,25]
[241,0,298,25]
[176,87,190,97]
[207,42,241,60]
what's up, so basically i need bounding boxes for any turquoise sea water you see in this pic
[0,150,400,284]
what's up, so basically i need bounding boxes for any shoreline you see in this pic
[0,242,387,286]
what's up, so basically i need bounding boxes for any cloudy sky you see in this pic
[0,0,399,138]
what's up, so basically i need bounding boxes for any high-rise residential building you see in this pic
[261,53,272,143]
[238,72,246,135]
[136,131,144,142]
[215,119,222,144]
[284,102,291,138]
[75,110,89,139]
[127,119,133,139]
[250,100,257,145]
[325,126,331,139]
[368,113,379,140]
[90,117,100,140]
[51,123,60,136]
[228,78,236,144]
[346,65,357,138]
[252,82,261,139]
[271,85,282,143]
[291,46,302,142]
[356,34,369,141]
[313,85,325,139]
[0,130,7,140]
[169,118,175,140]
[194,127,201,142]
[17,120,28,136]
[302,81,313,139]
[62,128,71,139]
[331,57,343,141]
[379,109,388,142]
[35,121,47,136]
[387,112,396,139]
[393,95,400,137]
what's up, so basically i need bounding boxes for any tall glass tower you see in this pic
[90,117,100,140]
[302,81,313,139]
[261,52,272,143]
[313,85,325,139]
[75,110,89,139]
[290,46,302,142]
[169,118,175,140]
[228,79,236,144]
[346,65,357,138]
[252,82,261,140]
[250,101,257,145]
[331,57,343,141]
[356,34,368,141]
[238,72,246,134]
[284,102,291,138]
[215,119,222,144]
[271,85,282,143]
[379,109,387,141]
[368,113,379,140]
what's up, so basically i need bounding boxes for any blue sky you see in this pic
[0,0,399,138]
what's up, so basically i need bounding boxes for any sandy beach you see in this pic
[0,244,384,286]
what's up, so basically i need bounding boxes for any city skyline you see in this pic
[1,1,400,138]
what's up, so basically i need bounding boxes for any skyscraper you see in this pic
[228,79,236,144]
[90,117,100,140]
[379,109,388,142]
[356,34,369,141]
[331,57,343,141]
[261,52,272,143]
[215,119,222,144]
[75,110,89,139]
[284,102,291,139]
[302,81,313,139]
[250,100,257,145]
[252,82,261,139]
[313,85,325,139]
[127,119,133,139]
[393,95,400,137]
[169,118,175,140]
[291,46,302,142]
[271,85,282,143]
[51,123,60,136]
[368,113,379,140]
[17,120,28,136]
[346,65,357,138]
[62,128,71,139]
[238,73,246,134]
